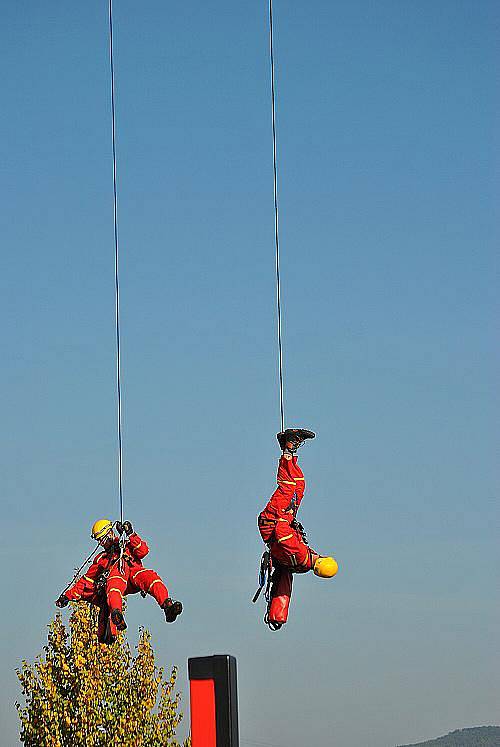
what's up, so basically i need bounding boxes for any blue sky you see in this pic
[1,2,498,746]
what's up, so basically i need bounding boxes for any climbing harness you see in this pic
[291,518,307,544]
[94,568,110,598]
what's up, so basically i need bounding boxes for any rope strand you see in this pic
[269,0,285,434]
[108,0,124,524]
[61,545,101,595]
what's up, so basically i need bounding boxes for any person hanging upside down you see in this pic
[55,519,182,644]
[257,428,338,629]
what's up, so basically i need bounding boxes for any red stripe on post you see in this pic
[190,679,216,747]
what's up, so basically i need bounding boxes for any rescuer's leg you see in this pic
[272,530,338,575]
[163,598,183,622]
[275,429,313,494]
[259,454,306,542]
[97,599,117,644]
[276,452,305,495]
[96,601,108,642]
[271,520,314,570]
[129,567,183,623]
[277,428,315,453]
[107,565,128,631]
[267,564,293,628]
[265,454,301,511]
[259,429,313,542]
[68,589,115,643]
[130,567,168,604]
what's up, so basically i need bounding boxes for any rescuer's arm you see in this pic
[62,556,103,602]
[126,532,149,560]
[117,520,150,560]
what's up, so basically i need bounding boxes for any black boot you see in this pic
[162,598,183,623]
[277,428,315,452]
[110,608,127,631]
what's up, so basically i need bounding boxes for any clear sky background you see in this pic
[1,2,498,746]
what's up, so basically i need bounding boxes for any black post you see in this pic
[188,654,239,747]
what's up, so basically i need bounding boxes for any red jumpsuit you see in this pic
[258,454,315,626]
[258,454,313,570]
[66,532,169,641]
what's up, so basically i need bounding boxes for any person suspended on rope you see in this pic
[256,428,338,629]
[55,519,182,644]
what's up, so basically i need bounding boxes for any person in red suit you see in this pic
[258,429,338,629]
[55,519,182,643]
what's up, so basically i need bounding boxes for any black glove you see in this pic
[55,594,69,608]
[116,520,133,536]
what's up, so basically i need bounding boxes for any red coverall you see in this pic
[259,454,313,569]
[66,532,169,640]
[258,454,315,625]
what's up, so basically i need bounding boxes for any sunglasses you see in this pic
[94,530,114,545]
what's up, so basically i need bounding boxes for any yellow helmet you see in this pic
[91,519,113,541]
[313,556,338,579]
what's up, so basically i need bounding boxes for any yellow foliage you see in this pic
[16,603,189,746]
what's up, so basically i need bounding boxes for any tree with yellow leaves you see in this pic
[16,603,190,747]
